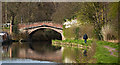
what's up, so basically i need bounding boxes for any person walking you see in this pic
[83,33,88,44]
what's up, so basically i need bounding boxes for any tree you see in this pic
[2,2,56,23]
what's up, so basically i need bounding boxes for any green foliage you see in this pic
[74,27,79,40]
[107,3,118,20]
[96,41,118,49]
[63,27,76,39]
[53,39,92,46]
[3,27,10,29]
[64,22,94,40]
[65,2,118,40]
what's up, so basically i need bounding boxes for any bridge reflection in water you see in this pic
[19,41,62,62]
[2,41,96,63]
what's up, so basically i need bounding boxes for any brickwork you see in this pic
[18,22,62,29]
[17,22,65,40]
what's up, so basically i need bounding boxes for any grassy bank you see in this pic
[52,39,93,45]
[52,39,118,63]
[52,39,93,49]
[93,41,118,63]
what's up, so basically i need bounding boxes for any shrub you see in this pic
[63,23,94,40]
[101,23,118,41]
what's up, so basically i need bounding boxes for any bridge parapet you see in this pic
[18,22,62,29]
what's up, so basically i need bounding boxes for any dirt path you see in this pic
[104,46,118,57]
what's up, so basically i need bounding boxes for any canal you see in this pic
[1,41,96,63]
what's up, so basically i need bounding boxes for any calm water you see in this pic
[1,41,96,63]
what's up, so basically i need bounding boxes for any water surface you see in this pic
[1,41,96,63]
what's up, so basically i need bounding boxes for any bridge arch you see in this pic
[28,27,64,40]
[18,22,65,40]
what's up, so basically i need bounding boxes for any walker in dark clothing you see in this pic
[83,34,88,44]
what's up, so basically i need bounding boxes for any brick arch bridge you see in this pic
[18,22,65,40]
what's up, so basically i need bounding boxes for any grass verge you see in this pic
[52,39,93,46]
[93,41,118,63]
[52,39,119,63]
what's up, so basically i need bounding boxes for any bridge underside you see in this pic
[29,28,62,41]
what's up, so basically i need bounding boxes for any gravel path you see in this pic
[104,46,118,57]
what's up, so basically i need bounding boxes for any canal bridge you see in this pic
[18,22,65,40]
